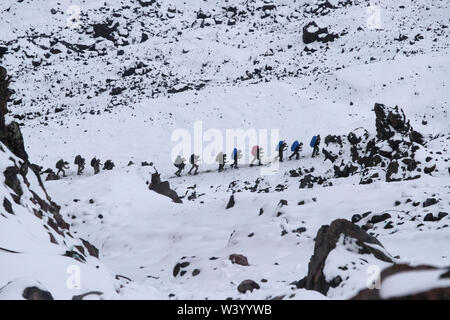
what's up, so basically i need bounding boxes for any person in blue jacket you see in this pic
[312,134,321,158]
[289,141,303,160]
[230,149,242,169]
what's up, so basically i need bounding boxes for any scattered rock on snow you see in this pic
[237,280,260,294]
[229,254,249,266]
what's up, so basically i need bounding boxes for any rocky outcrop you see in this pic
[0,67,28,160]
[302,21,339,44]
[0,66,98,260]
[149,171,182,203]
[352,264,450,300]
[321,103,431,184]
[304,219,393,295]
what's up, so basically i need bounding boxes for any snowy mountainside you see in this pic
[0,0,449,300]
[0,0,449,119]
[0,140,161,299]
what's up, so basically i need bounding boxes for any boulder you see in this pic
[226,194,235,209]
[352,264,450,300]
[237,280,260,294]
[229,254,249,266]
[23,286,54,300]
[305,219,393,295]
[149,172,182,203]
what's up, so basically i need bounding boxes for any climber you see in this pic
[188,154,200,175]
[55,159,69,177]
[289,141,303,160]
[250,145,263,166]
[230,148,243,169]
[74,155,85,175]
[216,152,227,172]
[174,155,186,177]
[311,134,321,158]
[103,160,115,170]
[277,140,288,162]
[90,157,102,174]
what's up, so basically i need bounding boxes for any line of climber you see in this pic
[173,135,321,177]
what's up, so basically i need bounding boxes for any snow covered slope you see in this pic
[0,0,449,300]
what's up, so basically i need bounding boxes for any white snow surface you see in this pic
[0,0,449,299]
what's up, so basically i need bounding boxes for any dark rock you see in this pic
[424,165,436,174]
[351,214,362,223]
[293,227,307,234]
[3,197,13,214]
[229,254,249,266]
[237,280,260,294]
[4,122,28,160]
[93,21,118,40]
[424,212,448,222]
[330,276,342,288]
[305,219,393,295]
[149,172,182,203]
[370,213,391,224]
[352,264,450,300]
[423,198,438,207]
[302,21,338,44]
[226,194,235,209]
[72,291,103,300]
[23,286,53,300]
[291,277,307,289]
[80,238,99,258]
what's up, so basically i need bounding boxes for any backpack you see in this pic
[231,148,238,159]
[310,136,318,148]
[291,140,299,152]
[276,141,283,151]
[190,154,195,164]
[251,145,258,157]
[215,152,224,163]
[90,158,97,167]
[56,159,63,168]
[74,155,81,165]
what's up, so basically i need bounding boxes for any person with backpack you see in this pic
[289,141,303,160]
[277,140,288,162]
[74,155,85,175]
[188,154,200,175]
[91,157,101,174]
[55,159,69,177]
[103,160,115,170]
[216,152,227,172]
[174,155,186,177]
[230,148,243,169]
[311,134,321,158]
[250,145,263,166]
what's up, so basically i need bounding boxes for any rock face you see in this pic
[0,67,28,160]
[304,219,393,295]
[352,264,450,300]
[0,66,98,260]
[149,172,182,203]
